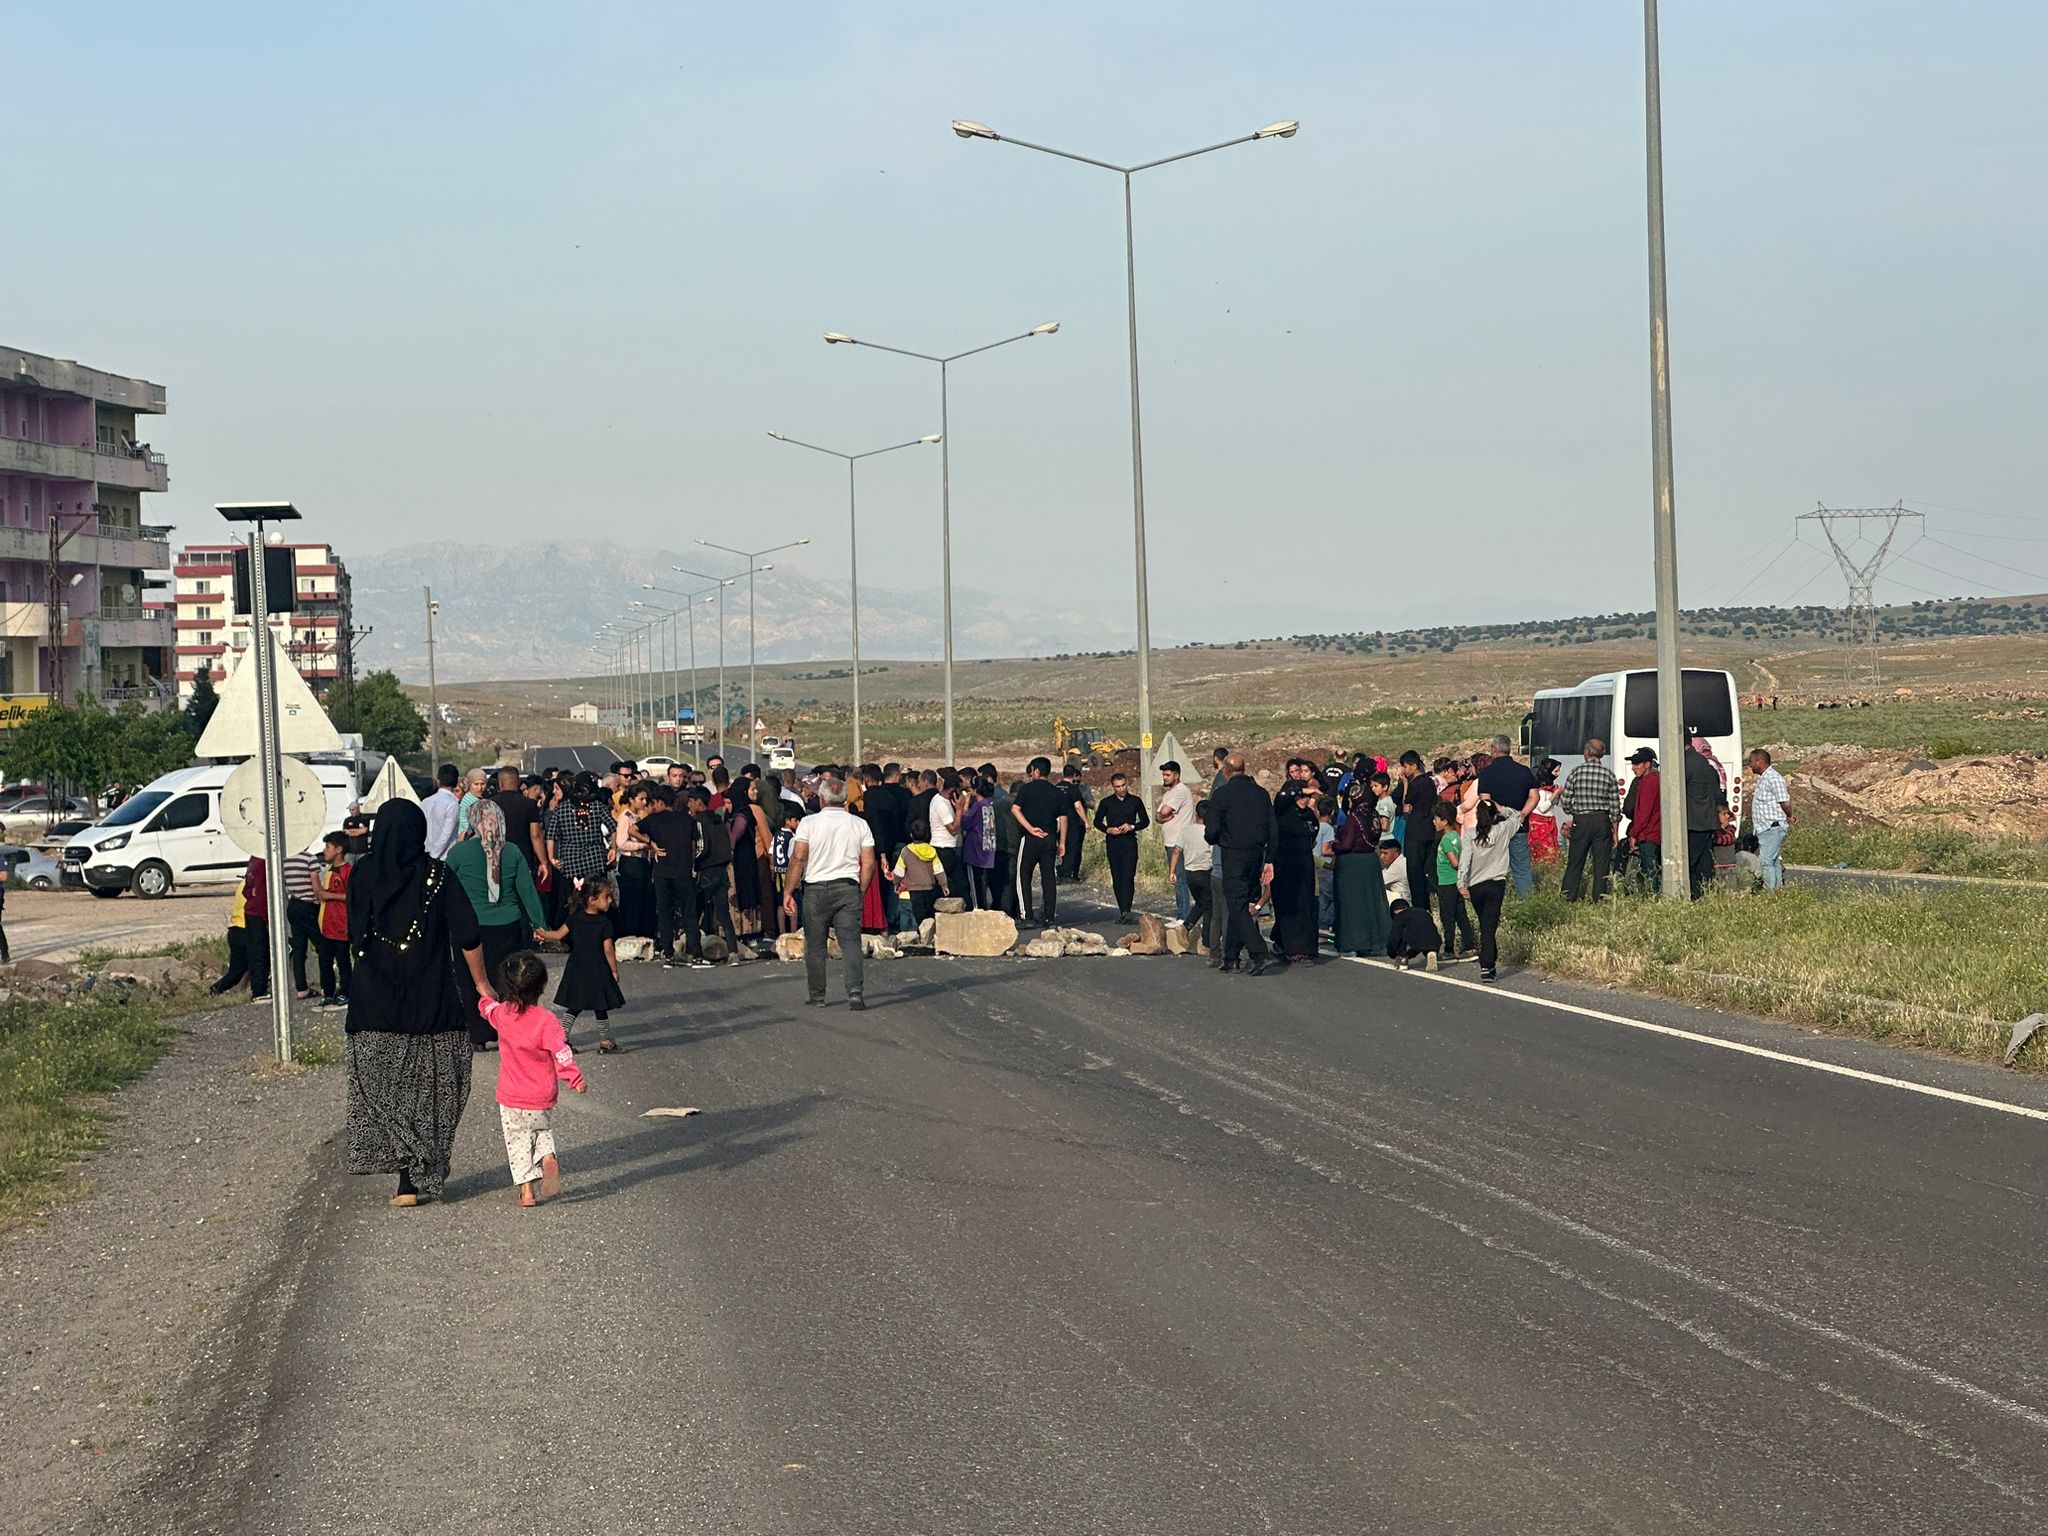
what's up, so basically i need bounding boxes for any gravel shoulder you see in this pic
[0,997,339,1536]
[7,889,233,965]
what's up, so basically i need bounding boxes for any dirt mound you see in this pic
[1783,746,2048,839]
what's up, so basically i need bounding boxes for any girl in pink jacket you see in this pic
[479,951,587,1207]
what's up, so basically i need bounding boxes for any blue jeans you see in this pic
[1172,854,1192,922]
[1508,827,1533,898]
[1757,824,1787,889]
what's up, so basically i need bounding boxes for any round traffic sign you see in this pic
[223,755,328,860]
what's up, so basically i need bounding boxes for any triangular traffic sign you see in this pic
[195,625,344,759]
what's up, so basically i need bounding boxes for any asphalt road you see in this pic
[141,901,2048,1535]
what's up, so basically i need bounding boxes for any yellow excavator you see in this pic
[1053,716,1127,767]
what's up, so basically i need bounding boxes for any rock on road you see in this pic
[133,920,2048,1534]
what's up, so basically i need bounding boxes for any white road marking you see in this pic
[1342,956,2048,1124]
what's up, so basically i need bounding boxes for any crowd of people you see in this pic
[200,727,1787,1212]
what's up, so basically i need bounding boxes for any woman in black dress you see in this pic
[1269,778,1322,962]
[344,799,496,1208]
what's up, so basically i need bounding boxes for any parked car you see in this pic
[1,844,62,890]
[1,795,93,819]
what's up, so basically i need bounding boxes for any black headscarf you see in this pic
[360,798,429,938]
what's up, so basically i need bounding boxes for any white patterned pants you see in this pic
[499,1105,557,1186]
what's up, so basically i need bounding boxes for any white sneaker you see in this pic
[1425,952,1440,973]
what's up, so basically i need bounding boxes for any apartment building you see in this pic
[0,346,174,706]
[173,541,353,703]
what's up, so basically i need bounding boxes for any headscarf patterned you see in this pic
[468,797,507,904]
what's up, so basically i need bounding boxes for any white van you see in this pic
[64,761,358,899]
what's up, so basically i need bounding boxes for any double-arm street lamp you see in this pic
[822,323,1059,763]
[951,116,1298,789]
[768,431,941,765]
[697,537,810,764]
[642,580,730,756]
[672,565,747,760]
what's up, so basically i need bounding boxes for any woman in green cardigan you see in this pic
[444,800,546,1045]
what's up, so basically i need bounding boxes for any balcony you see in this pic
[0,602,82,645]
[86,521,170,570]
[97,607,171,648]
[0,432,168,493]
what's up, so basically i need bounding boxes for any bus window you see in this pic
[1623,671,1736,738]
[1584,695,1612,746]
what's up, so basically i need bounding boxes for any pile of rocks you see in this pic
[772,931,905,963]
[1017,927,1121,959]
[0,951,219,1009]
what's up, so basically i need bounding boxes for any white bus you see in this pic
[1521,668,1744,813]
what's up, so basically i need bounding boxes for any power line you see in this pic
[1893,552,2021,598]
[1694,531,1796,606]
[1901,497,2047,524]
[1725,538,1829,607]
[1920,535,2048,590]
[1795,500,1923,687]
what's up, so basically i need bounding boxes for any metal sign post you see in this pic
[219,501,304,1063]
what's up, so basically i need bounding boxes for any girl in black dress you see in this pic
[540,876,625,1053]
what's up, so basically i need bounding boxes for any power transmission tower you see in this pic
[1795,501,1923,691]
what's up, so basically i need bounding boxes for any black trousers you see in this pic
[696,866,737,948]
[1105,835,1139,914]
[655,872,700,958]
[616,855,655,939]
[1435,883,1476,952]
[214,926,251,993]
[1060,819,1086,880]
[989,848,1017,916]
[286,898,320,993]
[315,933,352,1001]
[1468,878,1507,973]
[1403,840,1434,912]
[1016,835,1058,922]
[1563,812,1613,901]
[1688,829,1717,899]
[243,916,272,997]
[1220,848,1272,965]
[1634,839,1662,893]
[936,848,968,909]
[969,862,1001,912]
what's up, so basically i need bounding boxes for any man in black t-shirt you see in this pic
[640,786,704,966]
[861,764,912,931]
[1058,764,1092,881]
[1009,757,1070,926]
[1473,733,1539,897]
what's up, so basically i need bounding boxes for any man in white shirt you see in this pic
[928,768,963,904]
[1155,760,1196,922]
[783,777,877,1010]
[421,764,462,859]
[1746,747,1792,890]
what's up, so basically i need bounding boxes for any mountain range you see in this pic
[348,539,1591,683]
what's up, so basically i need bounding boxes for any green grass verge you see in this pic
[1497,877,2047,1070]
[1,991,194,1230]
[1753,698,2048,757]
[1785,822,2048,881]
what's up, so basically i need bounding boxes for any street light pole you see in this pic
[767,432,941,765]
[423,586,442,768]
[1643,0,1688,903]
[672,566,741,761]
[953,117,1297,790]
[823,323,1060,764]
[645,580,730,760]
[697,537,811,765]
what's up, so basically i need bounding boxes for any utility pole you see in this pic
[1796,502,1921,690]
[424,587,442,767]
[1642,0,1690,903]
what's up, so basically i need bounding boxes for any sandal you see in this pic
[598,1037,619,1053]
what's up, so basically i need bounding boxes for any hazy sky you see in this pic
[16,1,2047,639]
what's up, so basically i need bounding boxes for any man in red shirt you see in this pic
[315,832,353,1007]
[1621,748,1662,893]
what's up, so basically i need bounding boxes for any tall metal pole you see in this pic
[251,530,292,1062]
[423,586,442,768]
[1123,173,1158,792]
[715,585,727,761]
[938,361,954,764]
[849,456,863,765]
[747,557,758,762]
[687,602,700,755]
[1644,0,1688,903]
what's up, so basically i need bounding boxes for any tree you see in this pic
[348,670,428,758]
[182,670,219,741]
[0,699,193,803]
